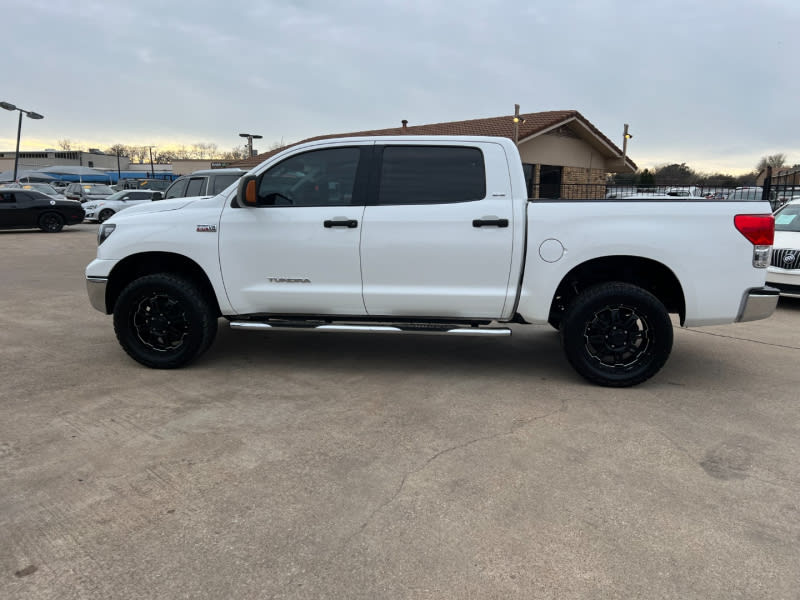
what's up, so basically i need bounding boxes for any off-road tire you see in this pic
[560,282,673,387]
[113,274,217,369]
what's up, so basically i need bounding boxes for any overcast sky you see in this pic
[2,0,798,174]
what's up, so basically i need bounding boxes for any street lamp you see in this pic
[1,101,44,182]
[239,132,262,158]
[622,123,633,168]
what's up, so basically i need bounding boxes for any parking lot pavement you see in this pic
[1,225,799,599]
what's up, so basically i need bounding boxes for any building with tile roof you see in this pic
[231,110,636,199]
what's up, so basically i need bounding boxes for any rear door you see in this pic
[0,191,21,226]
[359,142,515,319]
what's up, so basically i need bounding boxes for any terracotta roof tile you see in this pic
[231,110,635,170]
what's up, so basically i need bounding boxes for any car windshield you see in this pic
[775,204,800,233]
[105,190,133,201]
[23,184,58,194]
[86,185,113,194]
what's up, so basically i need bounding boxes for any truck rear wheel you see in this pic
[560,282,672,387]
[113,274,217,369]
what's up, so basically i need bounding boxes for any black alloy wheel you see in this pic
[113,274,218,369]
[560,282,673,387]
[38,212,65,233]
[98,209,115,223]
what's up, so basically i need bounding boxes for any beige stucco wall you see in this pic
[518,132,609,171]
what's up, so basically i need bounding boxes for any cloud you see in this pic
[1,0,798,173]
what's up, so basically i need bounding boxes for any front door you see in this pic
[360,143,515,319]
[218,144,370,316]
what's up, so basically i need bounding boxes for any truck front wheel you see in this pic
[560,282,673,387]
[113,274,218,369]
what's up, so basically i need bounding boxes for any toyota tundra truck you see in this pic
[85,136,778,387]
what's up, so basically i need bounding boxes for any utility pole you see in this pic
[146,145,156,178]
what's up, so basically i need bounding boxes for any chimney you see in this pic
[401,119,408,132]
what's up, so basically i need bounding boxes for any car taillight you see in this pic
[734,214,774,268]
[734,214,774,245]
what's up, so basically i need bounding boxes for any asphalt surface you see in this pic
[2,224,799,599]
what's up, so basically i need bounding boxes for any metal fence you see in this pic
[528,183,800,211]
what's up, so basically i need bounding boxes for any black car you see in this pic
[0,189,85,232]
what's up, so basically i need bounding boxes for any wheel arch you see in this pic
[106,252,222,317]
[549,255,686,326]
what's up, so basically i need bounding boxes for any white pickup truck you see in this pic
[85,136,778,387]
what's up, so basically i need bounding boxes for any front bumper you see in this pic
[766,270,800,298]
[736,286,780,322]
[86,277,108,313]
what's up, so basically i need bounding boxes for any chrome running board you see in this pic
[229,321,511,337]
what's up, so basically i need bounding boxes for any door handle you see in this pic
[473,218,509,228]
[324,219,358,228]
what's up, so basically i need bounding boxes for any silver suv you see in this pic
[64,183,115,203]
[163,168,246,200]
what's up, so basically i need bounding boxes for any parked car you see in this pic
[767,199,800,297]
[118,179,172,192]
[86,135,778,387]
[0,188,84,232]
[64,183,115,203]
[163,168,246,200]
[21,183,65,199]
[83,189,164,223]
[50,181,69,192]
[666,186,703,197]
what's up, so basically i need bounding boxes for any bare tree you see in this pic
[756,153,787,172]
[105,143,129,157]
[57,138,73,151]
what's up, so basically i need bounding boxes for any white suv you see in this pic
[83,189,164,223]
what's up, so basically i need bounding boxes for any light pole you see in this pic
[1,101,44,182]
[622,123,633,168]
[239,132,262,158]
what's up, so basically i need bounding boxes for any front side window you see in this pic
[257,147,361,207]
[165,178,188,199]
[378,146,486,205]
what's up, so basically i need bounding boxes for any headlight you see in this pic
[84,204,96,210]
[97,223,116,245]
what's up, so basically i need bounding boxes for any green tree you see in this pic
[638,168,655,186]
[654,163,696,184]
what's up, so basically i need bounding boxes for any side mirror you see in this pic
[236,175,259,207]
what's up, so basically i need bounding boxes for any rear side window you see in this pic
[378,146,486,205]
[212,174,241,195]
[185,177,207,196]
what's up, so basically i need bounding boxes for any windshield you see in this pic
[24,184,58,194]
[775,204,800,232]
[87,185,114,194]
[105,190,132,201]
